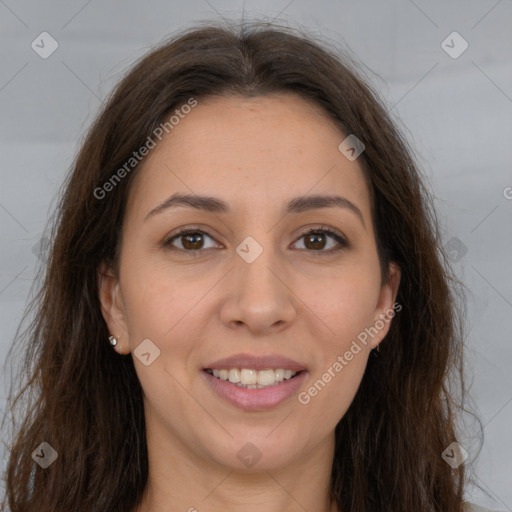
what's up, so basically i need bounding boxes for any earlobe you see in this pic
[97,261,130,354]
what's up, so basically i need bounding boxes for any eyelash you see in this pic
[162,225,349,256]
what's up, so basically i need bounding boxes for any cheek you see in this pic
[301,352,367,421]
[299,264,380,426]
[304,267,381,348]
[119,256,234,405]
[296,327,369,443]
[122,271,209,351]
[119,266,209,409]
[300,280,376,423]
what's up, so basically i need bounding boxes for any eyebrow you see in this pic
[144,192,365,228]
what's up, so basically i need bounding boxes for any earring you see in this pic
[109,335,118,347]
[376,343,380,352]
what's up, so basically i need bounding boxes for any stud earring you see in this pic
[109,335,118,347]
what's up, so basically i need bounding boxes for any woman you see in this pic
[1,20,498,512]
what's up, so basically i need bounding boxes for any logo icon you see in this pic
[338,134,365,161]
[31,32,59,59]
[134,339,161,366]
[444,237,468,263]
[442,442,468,468]
[237,442,262,468]
[236,236,263,264]
[31,442,58,469]
[441,32,468,59]
[32,236,49,261]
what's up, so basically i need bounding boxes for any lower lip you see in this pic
[202,370,308,411]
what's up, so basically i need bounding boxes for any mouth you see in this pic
[203,367,304,389]
[201,367,308,411]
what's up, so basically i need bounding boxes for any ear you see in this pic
[370,262,401,349]
[97,261,130,354]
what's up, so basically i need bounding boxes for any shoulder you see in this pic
[464,501,505,512]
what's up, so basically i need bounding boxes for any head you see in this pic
[3,21,467,512]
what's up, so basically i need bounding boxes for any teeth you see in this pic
[241,369,258,385]
[257,369,275,386]
[228,368,240,383]
[207,368,299,387]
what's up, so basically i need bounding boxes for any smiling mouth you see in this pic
[204,368,303,389]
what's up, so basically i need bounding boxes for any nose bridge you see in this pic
[235,231,282,298]
[222,230,296,331]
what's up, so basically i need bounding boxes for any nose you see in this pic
[219,241,297,335]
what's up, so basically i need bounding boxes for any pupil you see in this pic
[183,233,203,250]
[306,233,325,250]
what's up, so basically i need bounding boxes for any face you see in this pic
[99,93,400,473]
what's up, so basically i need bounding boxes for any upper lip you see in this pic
[204,353,308,372]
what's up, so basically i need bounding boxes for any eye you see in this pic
[162,225,349,254]
[292,226,349,253]
[163,228,220,252]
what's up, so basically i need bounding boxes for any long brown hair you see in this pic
[2,20,479,511]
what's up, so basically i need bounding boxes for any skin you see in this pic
[98,93,401,512]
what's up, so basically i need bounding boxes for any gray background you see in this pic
[1,0,511,509]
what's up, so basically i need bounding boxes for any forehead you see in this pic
[126,93,371,224]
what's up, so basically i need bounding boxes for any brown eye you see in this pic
[163,226,348,255]
[293,227,349,253]
[304,232,328,250]
[163,229,219,252]
[181,232,204,250]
